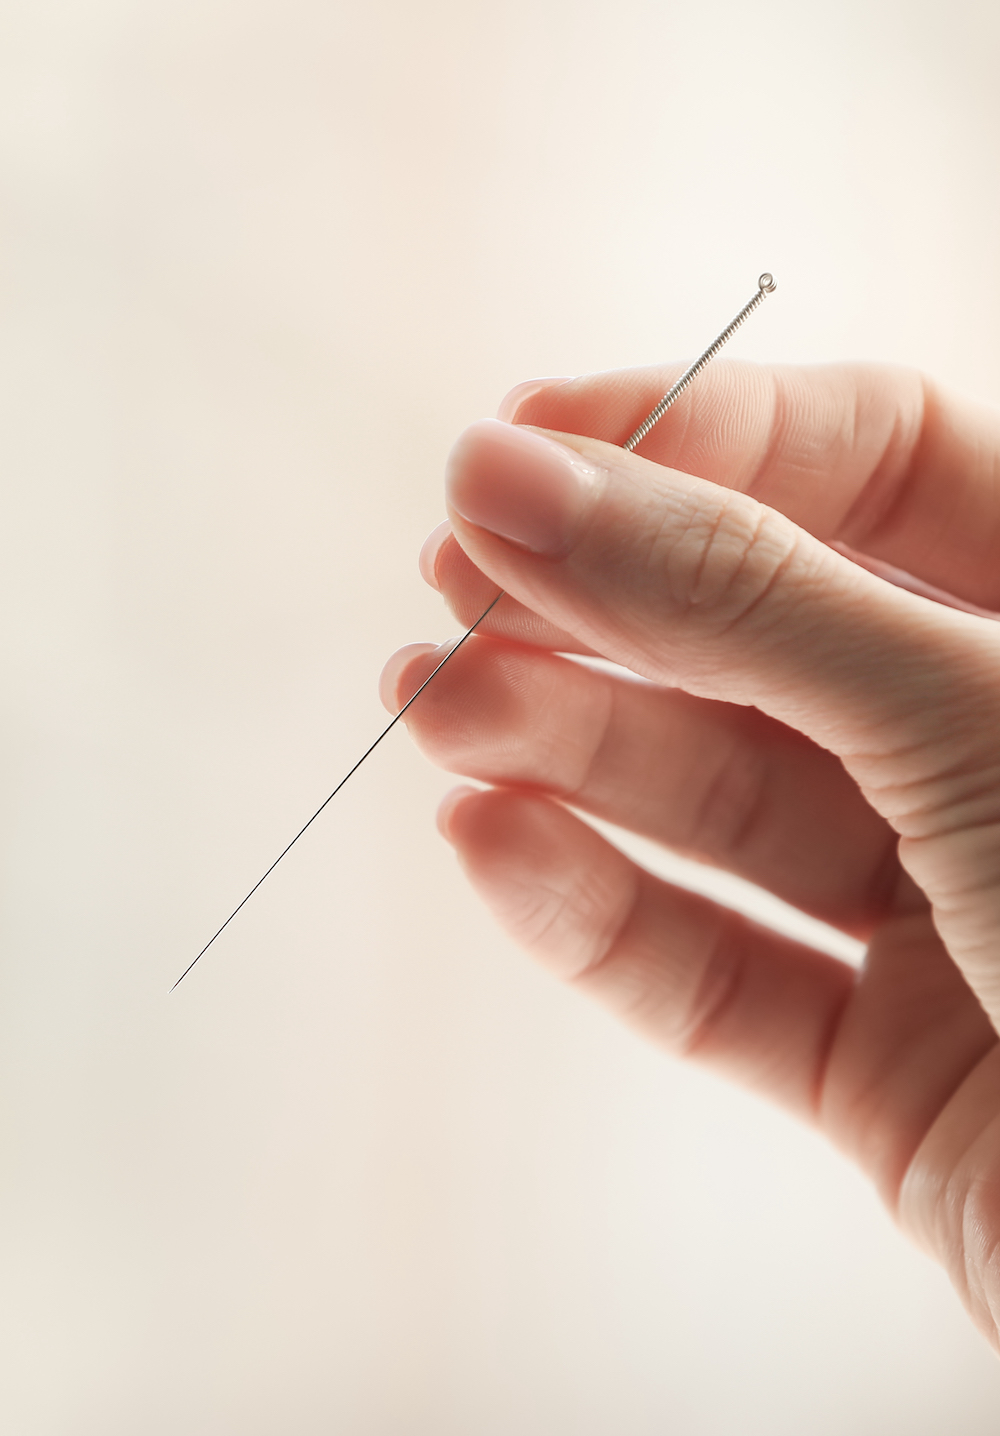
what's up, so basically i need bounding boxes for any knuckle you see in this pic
[506,882,570,950]
[576,887,744,1055]
[656,492,798,629]
[510,867,636,979]
[671,910,747,1056]
[684,737,770,863]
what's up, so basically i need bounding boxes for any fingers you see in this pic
[438,785,854,1119]
[443,419,1000,758]
[441,417,1000,1026]
[382,634,912,934]
[502,362,1000,613]
[419,519,594,653]
[440,788,998,1206]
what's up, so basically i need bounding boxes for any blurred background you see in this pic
[1,0,999,1431]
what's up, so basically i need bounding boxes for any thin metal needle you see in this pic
[171,590,503,990]
[175,273,775,990]
[622,272,776,451]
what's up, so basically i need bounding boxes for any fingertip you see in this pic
[445,418,603,557]
[378,642,439,715]
[436,784,482,843]
[418,520,452,591]
[496,376,574,424]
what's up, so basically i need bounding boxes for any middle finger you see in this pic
[380,635,919,935]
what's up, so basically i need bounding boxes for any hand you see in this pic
[379,362,1000,1348]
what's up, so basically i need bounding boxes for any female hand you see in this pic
[379,362,1000,1348]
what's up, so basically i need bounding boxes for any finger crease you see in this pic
[715,514,799,637]
[837,379,928,550]
[673,911,748,1059]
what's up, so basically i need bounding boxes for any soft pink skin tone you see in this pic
[381,362,1000,1350]
[446,419,603,555]
[494,376,573,423]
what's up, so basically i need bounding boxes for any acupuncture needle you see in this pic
[172,271,777,990]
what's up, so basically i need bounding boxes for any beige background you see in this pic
[1,0,1000,1431]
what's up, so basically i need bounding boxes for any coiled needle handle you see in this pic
[622,272,776,451]
[174,274,775,990]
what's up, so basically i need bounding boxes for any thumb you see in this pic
[444,419,1000,1013]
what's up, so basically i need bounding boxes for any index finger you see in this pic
[503,362,1000,612]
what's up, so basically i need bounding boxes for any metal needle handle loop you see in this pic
[622,273,776,452]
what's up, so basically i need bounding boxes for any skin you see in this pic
[378,361,1000,1349]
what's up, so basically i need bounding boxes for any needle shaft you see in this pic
[175,272,776,989]
[171,590,503,990]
